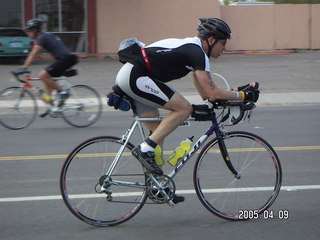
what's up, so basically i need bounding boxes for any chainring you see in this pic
[146,175,176,203]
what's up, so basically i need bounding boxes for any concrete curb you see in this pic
[104,92,320,112]
[2,92,317,112]
[224,50,295,55]
[184,92,320,107]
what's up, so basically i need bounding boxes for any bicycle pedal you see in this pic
[167,200,176,207]
[50,113,59,118]
[50,112,61,118]
[49,108,62,118]
[39,109,50,118]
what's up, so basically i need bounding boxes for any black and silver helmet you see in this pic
[25,19,43,31]
[197,18,231,40]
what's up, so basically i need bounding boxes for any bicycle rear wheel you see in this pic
[60,136,148,227]
[61,85,102,127]
[0,86,37,130]
[193,131,282,220]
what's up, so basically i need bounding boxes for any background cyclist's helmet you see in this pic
[25,19,43,31]
[197,18,232,40]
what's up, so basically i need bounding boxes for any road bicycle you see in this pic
[0,69,102,130]
[60,84,282,227]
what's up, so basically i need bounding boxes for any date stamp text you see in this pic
[238,209,289,220]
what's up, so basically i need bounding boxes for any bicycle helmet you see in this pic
[25,19,43,31]
[197,18,232,40]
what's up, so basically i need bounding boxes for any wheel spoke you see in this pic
[60,136,147,227]
[61,85,102,127]
[194,131,282,220]
[0,87,37,130]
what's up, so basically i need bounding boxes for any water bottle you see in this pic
[167,137,193,166]
[154,145,164,166]
[38,88,51,102]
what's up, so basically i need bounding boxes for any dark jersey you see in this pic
[145,37,210,82]
[36,32,71,60]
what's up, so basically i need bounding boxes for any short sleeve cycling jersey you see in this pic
[36,32,71,60]
[145,37,210,82]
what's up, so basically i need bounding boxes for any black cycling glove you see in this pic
[12,68,29,76]
[236,82,259,91]
[240,86,260,102]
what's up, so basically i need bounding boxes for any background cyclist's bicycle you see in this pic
[0,69,102,130]
[60,83,282,227]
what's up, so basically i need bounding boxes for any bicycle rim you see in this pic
[0,87,37,130]
[60,136,147,227]
[193,131,282,220]
[62,85,102,127]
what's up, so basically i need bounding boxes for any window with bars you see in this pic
[0,0,22,27]
[35,0,86,52]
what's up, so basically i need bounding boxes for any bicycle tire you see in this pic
[193,131,282,220]
[60,136,148,227]
[61,84,102,127]
[0,86,37,130]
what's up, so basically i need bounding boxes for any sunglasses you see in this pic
[218,39,227,46]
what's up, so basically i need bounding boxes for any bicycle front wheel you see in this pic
[0,86,37,130]
[193,131,282,220]
[60,136,148,227]
[62,85,102,127]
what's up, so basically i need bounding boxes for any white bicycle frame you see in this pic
[104,115,215,185]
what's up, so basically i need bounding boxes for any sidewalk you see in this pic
[1,92,318,111]
[257,92,320,107]
[1,50,319,108]
[103,92,320,112]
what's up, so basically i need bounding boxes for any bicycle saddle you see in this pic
[63,69,78,77]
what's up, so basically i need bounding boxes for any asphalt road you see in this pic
[1,51,319,239]
[0,106,320,240]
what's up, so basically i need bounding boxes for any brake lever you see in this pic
[231,102,256,125]
[231,109,244,125]
[242,102,256,111]
[11,70,30,83]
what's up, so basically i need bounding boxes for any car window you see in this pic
[0,29,28,37]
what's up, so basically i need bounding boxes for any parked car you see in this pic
[0,27,33,61]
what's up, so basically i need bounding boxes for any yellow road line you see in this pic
[0,145,319,161]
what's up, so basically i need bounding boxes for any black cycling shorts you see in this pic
[116,63,175,115]
[46,54,78,77]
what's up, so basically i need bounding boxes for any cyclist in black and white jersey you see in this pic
[17,19,78,111]
[116,18,260,196]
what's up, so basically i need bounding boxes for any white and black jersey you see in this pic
[146,37,210,82]
[116,37,209,115]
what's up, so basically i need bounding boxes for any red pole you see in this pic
[87,0,97,53]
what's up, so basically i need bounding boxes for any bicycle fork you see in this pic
[216,131,241,179]
[210,114,241,179]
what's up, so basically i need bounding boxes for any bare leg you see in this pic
[147,92,193,144]
[139,109,164,146]
[39,70,62,95]
[132,92,192,177]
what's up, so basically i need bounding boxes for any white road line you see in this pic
[1,185,319,203]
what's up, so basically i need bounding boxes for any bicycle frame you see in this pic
[1,71,102,130]
[22,75,69,91]
[104,110,240,193]
[18,75,84,113]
